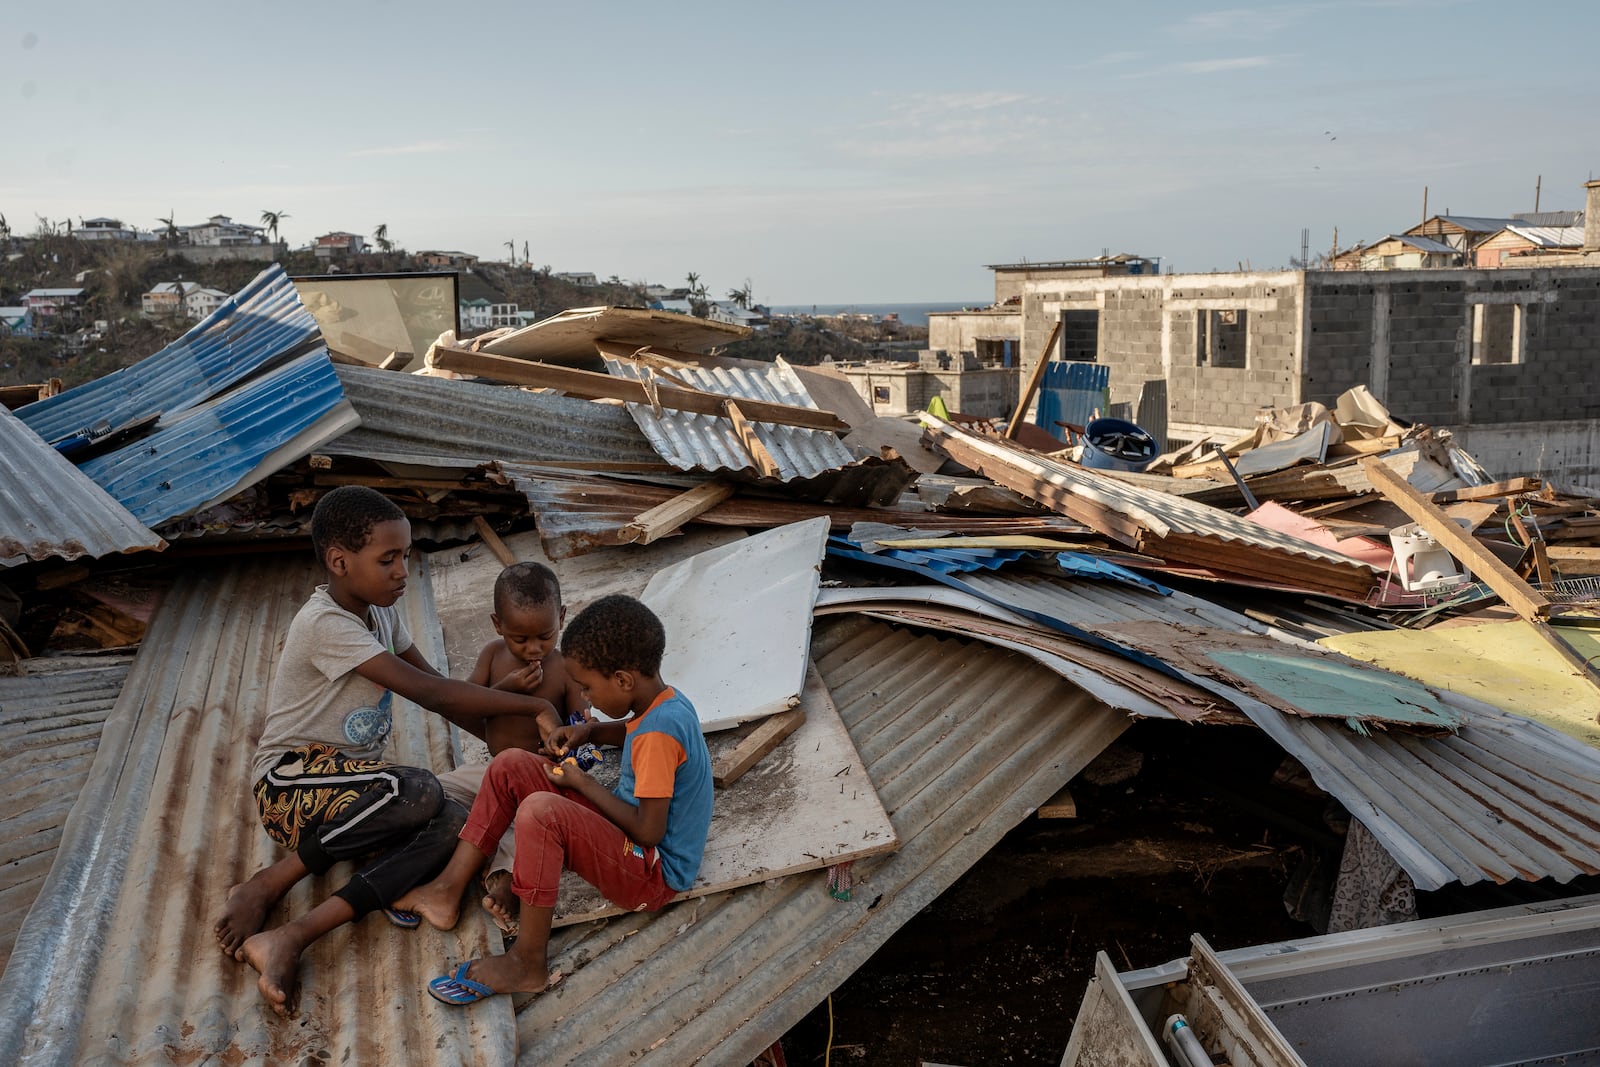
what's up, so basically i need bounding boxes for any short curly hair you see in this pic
[310,485,405,564]
[561,594,666,676]
[494,561,562,617]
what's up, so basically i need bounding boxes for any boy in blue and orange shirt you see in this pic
[395,593,713,1005]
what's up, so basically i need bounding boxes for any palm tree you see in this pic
[727,282,753,308]
[504,240,515,264]
[260,209,289,243]
[685,271,701,295]
[0,212,10,243]
[157,211,179,244]
[522,240,530,266]
[373,223,392,254]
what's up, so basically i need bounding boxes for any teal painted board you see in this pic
[1206,648,1465,735]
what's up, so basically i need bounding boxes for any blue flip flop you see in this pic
[384,907,421,929]
[428,961,496,1006]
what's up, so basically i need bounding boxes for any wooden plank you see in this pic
[1431,477,1541,503]
[1326,434,1402,458]
[711,705,807,788]
[1037,784,1078,819]
[1004,319,1063,440]
[1532,541,1555,586]
[723,399,782,477]
[432,345,850,431]
[1363,458,1552,619]
[621,480,738,545]
[472,516,518,567]
[1548,546,1600,576]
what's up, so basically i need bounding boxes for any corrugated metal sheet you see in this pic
[16,265,321,445]
[76,351,358,527]
[329,364,665,470]
[602,356,876,482]
[924,414,1373,570]
[0,656,132,973]
[0,556,513,1067]
[0,404,165,566]
[1036,361,1110,435]
[512,615,1130,1065]
[1506,225,1585,248]
[1239,694,1600,892]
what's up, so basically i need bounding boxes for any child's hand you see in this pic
[545,756,590,788]
[492,661,543,694]
[545,722,589,757]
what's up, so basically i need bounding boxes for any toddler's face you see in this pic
[493,601,562,667]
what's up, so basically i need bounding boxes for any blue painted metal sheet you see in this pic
[77,351,356,527]
[1056,552,1171,595]
[16,265,321,446]
[1035,361,1109,433]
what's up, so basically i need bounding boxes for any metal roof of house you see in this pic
[1510,209,1584,227]
[602,357,915,505]
[0,403,165,567]
[22,288,86,299]
[76,350,358,527]
[0,656,133,974]
[1413,215,1519,234]
[1505,225,1585,248]
[1385,234,1459,254]
[16,264,321,446]
[327,364,664,470]
[0,556,514,1067]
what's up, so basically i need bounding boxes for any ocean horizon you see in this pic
[768,301,984,328]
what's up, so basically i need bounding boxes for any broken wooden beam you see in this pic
[1431,477,1541,504]
[1005,320,1064,440]
[621,480,737,545]
[723,400,782,477]
[712,706,807,789]
[472,516,518,567]
[431,345,850,432]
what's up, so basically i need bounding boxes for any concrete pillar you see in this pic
[1585,180,1600,252]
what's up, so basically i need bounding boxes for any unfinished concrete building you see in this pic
[1013,256,1600,484]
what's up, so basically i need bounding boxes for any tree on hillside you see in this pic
[685,271,701,296]
[0,213,9,242]
[260,209,289,243]
[523,240,530,266]
[504,240,516,264]
[374,223,393,253]
[727,280,753,308]
[157,211,179,244]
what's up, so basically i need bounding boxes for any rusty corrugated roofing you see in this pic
[0,656,132,973]
[0,404,165,567]
[0,556,514,1067]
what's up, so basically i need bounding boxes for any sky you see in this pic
[7,1,1599,303]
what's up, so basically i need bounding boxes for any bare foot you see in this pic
[240,928,304,1017]
[392,878,464,931]
[215,880,281,959]
[481,871,519,935]
[458,949,552,996]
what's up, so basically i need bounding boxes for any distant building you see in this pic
[73,217,153,242]
[1473,225,1585,267]
[143,281,199,318]
[22,287,85,319]
[553,272,598,286]
[0,306,31,337]
[459,298,520,331]
[645,285,691,301]
[927,306,1022,367]
[835,352,1018,420]
[649,298,695,315]
[314,232,368,259]
[987,254,1159,303]
[1353,234,1461,270]
[416,250,479,269]
[706,302,769,328]
[1403,215,1518,253]
[185,286,230,320]
[180,215,266,247]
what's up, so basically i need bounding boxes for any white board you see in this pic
[641,516,829,732]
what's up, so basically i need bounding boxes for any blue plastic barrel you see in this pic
[1080,417,1158,472]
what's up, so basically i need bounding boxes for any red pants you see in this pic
[461,749,678,912]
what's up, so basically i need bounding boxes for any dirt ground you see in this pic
[775,722,1335,1067]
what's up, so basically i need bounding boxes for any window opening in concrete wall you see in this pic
[975,338,1010,366]
[1059,309,1100,362]
[1196,309,1248,368]
[872,385,891,403]
[1470,302,1524,366]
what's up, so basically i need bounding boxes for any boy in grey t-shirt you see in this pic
[214,486,556,1017]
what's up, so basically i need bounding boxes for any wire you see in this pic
[824,994,834,1067]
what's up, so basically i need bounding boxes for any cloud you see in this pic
[345,140,467,158]
[1176,56,1275,74]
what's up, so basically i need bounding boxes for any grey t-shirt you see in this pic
[251,585,414,781]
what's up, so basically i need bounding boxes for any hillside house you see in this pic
[22,288,85,320]
[416,250,479,269]
[459,298,520,331]
[142,281,199,318]
[180,215,265,247]
[72,218,152,242]
[554,272,598,286]
[185,287,230,320]
[314,232,368,259]
[0,307,30,336]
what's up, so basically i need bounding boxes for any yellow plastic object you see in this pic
[925,395,950,421]
[1320,621,1600,749]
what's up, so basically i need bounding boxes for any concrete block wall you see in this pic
[1163,277,1301,431]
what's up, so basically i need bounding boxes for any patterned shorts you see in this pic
[254,742,392,852]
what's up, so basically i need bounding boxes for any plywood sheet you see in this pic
[553,661,897,926]
[482,306,749,364]
[642,517,828,731]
